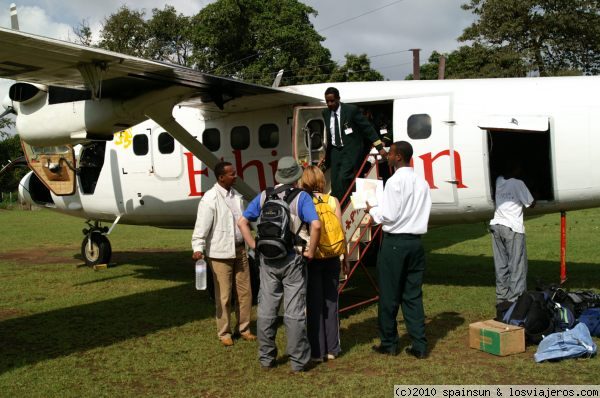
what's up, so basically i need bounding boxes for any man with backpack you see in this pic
[237,156,321,372]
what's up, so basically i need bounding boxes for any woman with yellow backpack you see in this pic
[300,166,349,362]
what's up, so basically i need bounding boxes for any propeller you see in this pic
[10,3,19,30]
[0,94,15,118]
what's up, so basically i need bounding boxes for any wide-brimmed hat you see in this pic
[275,156,303,184]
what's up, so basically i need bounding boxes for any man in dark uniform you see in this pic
[362,107,393,182]
[366,141,432,358]
[320,87,387,202]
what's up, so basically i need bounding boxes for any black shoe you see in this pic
[371,345,399,356]
[405,347,428,359]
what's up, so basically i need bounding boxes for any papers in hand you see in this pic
[350,178,383,209]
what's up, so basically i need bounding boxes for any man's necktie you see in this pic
[333,111,341,147]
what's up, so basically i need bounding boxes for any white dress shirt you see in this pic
[329,106,343,147]
[490,176,534,234]
[369,167,431,234]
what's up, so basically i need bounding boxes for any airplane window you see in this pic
[133,134,149,156]
[231,126,250,150]
[407,114,432,139]
[158,132,175,154]
[259,124,279,148]
[202,128,220,151]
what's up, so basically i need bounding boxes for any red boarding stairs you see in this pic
[337,151,387,313]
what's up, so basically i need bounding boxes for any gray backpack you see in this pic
[255,185,303,260]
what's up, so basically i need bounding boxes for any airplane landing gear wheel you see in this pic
[81,233,112,266]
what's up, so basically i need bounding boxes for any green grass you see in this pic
[0,207,599,397]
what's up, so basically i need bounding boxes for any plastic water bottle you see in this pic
[195,259,207,290]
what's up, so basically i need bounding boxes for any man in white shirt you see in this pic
[192,161,256,347]
[489,161,535,312]
[366,141,432,359]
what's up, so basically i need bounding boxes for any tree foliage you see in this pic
[330,54,384,82]
[91,2,383,85]
[99,6,149,57]
[146,6,194,66]
[0,118,14,140]
[191,0,335,85]
[460,0,600,76]
[72,19,93,46]
[0,132,26,193]
[408,44,527,80]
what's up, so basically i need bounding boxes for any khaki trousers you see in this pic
[209,247,252,339]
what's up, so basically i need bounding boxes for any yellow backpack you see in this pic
[312,194,346,259]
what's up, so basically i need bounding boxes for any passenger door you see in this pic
[292,106,327,166]
[150,127,183,179]
[393,95,458,204]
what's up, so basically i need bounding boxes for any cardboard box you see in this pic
[469,319,525,356]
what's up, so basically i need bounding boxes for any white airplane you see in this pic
[1,24,599,269]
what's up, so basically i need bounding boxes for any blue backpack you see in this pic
[578,308,600,337]
[534,323,597,363]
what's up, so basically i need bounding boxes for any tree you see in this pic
[0,132,26,193]
[94,2,384,84]
[408,44,527,80]
[99,6,149,57]
[190,0,335,85]
[0,118,14,140]
[72,19,93,46]
[460,0,600,76]
[146,6,194,67]
[330,53,384,82]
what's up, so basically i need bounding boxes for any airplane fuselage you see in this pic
[19,77,600,228]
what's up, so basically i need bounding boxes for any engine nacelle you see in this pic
[14,96,147,146]
[18,171,53,206]
[12,82,194,146]
[9,82,48,104]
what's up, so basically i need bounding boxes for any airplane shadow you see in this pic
[0,283,214,375]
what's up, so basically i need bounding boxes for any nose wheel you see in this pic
[81,233,112,266]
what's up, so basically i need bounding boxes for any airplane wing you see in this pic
[0,27,322,200]
[0,27,319,108]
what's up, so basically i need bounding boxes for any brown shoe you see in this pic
[240,331,257,341]
[221,337,234,347]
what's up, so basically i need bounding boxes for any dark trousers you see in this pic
[330,145,363,201]
[377,233,427,353]
[306,257,341,359]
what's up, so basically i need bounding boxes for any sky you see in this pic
[0,0,476,81]
[0,0,477,135]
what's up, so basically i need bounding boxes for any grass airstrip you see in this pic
[0,207,599,397]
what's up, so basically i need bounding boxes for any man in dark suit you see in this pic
[320,87,387,202]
